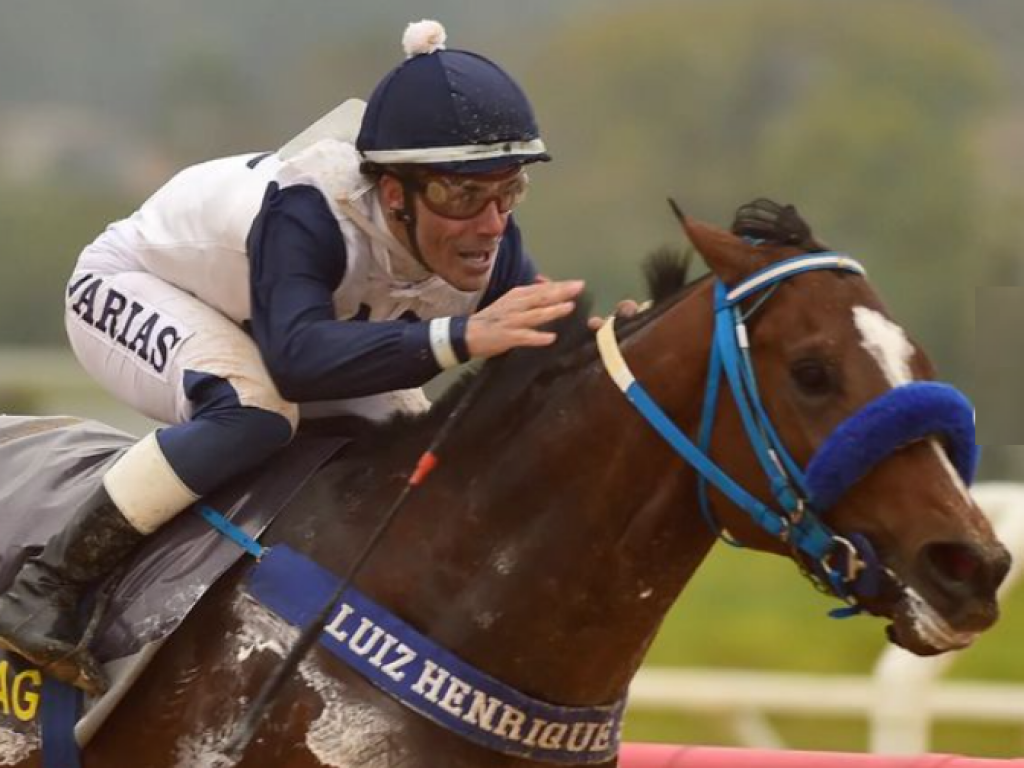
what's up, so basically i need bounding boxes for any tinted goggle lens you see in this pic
[417,172,530,220]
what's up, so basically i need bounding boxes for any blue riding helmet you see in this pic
[357,21,550,174]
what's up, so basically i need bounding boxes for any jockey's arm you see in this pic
[246,184,541,402]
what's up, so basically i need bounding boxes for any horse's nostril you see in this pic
[927,542,980,585]
[922,541,1008,599]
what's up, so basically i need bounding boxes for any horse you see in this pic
[3,213,1010,768]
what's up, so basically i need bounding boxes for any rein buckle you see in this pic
[822,536,866,586]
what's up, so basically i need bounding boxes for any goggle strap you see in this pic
[335,197,432,274]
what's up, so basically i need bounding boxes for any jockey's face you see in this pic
[379,167,524,292]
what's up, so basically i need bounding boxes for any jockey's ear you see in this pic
[678,214,768,287]
[378,174,407,211]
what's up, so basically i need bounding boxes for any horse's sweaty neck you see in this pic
[440,290,722,702]
[287,285,721,713]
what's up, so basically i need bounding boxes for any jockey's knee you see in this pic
[183,370,298,436]
[156,372,297,496]
[105,372,297,535]
[107,403,294,535]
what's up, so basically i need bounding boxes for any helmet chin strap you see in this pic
[393,179,435,274]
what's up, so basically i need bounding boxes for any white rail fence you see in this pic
[629,483,1024,755]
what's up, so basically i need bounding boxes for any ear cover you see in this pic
[805,382,978,510]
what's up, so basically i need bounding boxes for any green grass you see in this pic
[626,544,1024,757]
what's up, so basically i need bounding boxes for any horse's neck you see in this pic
[305,286,721,708]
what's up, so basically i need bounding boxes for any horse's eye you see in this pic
[790,359,833,396]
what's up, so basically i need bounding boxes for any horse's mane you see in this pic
[321,246,704,459]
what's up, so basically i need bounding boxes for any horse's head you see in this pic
[680,215,1010,656]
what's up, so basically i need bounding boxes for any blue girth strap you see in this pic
[596,251,979,611]
[40,678,82,768]
[198,505,265,558]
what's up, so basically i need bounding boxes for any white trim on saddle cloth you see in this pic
[245,545,627,765]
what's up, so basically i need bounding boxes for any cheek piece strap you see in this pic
[394,178,433,274]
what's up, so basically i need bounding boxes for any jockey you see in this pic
[0,20,582,694]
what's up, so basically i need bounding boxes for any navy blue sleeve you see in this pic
[247,183,442,402]
[478,215,538,310]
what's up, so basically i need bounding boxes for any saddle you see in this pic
[0,415,346,746]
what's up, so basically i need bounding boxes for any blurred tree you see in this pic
[523,0,1003,385]
[973,287,1023,446]
[153,46,264,163]
[755,6,998,375]
[0,386,42,415]
[2,1,1018,461]
[0,182,132,345]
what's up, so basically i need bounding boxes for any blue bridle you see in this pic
[596,252,978,614]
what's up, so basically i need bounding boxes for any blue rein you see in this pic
[596,252,978,614]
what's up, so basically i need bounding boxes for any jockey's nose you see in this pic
[473,201,507,238]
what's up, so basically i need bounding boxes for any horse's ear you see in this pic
[678,214,767,287]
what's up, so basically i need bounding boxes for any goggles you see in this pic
[401,170,530,220]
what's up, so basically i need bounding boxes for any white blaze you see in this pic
[853,306,974,505]
[853,304,985,640]
[853,306,914,387]
[931,440,975,508]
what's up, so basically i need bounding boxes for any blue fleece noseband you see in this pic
[805,382,978,509]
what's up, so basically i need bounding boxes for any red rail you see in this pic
[619,744,1023,767]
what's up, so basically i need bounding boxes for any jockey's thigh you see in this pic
[65,270,297,428]
[66,270,299,531]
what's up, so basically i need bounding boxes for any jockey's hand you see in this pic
[588,299,641,331]
[731,198,828,251]
[466,279,585,359]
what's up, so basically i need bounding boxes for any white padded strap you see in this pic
[595,317,635,392]
[429,317,460,369]
[104,433,199,535]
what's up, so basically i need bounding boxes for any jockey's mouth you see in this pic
[458,248,495,263]
[456,245,500,270]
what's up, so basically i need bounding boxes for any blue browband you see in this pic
[596,252,978,612]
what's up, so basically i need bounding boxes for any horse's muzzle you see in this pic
[914,539,1012,631]
[882,539,1011,655]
